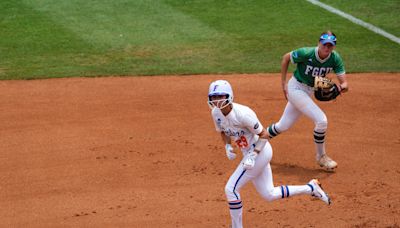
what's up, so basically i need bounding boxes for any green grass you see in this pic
[319,0,400,37]
[0,0,399,79]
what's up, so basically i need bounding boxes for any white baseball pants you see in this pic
[225,142,312,228]
[274,77,328,159]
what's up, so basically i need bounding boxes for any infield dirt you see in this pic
[1,73,399,227]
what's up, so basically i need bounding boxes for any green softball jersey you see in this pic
[290,47,345,87]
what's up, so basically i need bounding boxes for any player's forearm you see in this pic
[337,75,349,93]
[254,129,269,153]
[281,53,291,86]
[220,132,231,145]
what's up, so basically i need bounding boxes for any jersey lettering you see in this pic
[305,65,313,75]
[213,103,261,152]
[223,128,245,137]
[305,66,333,77]
[312,67,320,76]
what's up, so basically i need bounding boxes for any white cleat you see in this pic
[308,179,331,205]
[317,154,338,171]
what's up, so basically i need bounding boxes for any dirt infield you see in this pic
[1,73,399,227]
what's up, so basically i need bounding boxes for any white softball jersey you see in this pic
[211,102,263,155]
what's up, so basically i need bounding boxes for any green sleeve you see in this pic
[334,52,346,75]
[290,47,309,64]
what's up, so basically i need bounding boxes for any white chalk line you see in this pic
[306,0,400,45]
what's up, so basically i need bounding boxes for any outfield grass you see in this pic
[0,0,399,79]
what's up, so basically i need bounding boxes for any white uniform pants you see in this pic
[225,143,281,202]
[225,142,312,228]
[275,77,328,159]
[277,77,327,132]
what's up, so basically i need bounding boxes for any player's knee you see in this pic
[224,185,237,201]
[315,118,328,131]
[263,195,275,202]
[260,191,275,202]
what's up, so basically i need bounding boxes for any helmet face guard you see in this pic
[207,80,234,110]
[208,94,232,109]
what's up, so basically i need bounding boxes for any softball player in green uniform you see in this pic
[267,31,349,170]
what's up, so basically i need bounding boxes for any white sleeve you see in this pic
[289,51,295,64]
[242,109,263,135]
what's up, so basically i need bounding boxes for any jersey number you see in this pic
[235,136,248,148]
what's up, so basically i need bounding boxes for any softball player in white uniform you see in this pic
[208,80,331,228]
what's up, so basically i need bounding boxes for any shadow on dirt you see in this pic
[271,161,335,181]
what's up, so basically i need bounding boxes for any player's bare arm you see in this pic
[220,131,231,144]
[281,52,291,100]
[337,74,349,93]
[253,128,269,154]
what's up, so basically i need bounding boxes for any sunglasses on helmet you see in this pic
[319,34,337,46]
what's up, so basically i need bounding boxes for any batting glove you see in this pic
[243,151,258,170]
[225,144,236,160]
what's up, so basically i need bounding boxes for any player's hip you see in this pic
[240,142,272,165]
[288,77,314,93]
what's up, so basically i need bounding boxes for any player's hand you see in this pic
[243,151,258,170]
[225,144,236,160]
[339,83,348,93]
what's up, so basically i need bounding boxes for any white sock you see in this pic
[314,130,326,159]
[315,142,326,159]
[229,201,243,228]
